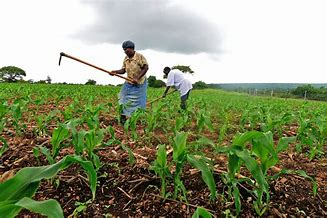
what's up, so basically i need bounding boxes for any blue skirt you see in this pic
[119,80,147,116]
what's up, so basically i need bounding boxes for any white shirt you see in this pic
[166,70,193,96]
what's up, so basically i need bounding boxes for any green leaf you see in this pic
[155,144,167,168]
[276,136,296,153]
[256,132,275,155]
[294,170,318,196]
[15,197,63,218]
[37,145,54,164]
[252,132,278,173]
[151,144,170,198]
[51,124,69,147]
[173,132,188,162]
[235,149,269,193]
[196,137,215,149]
[192,207,212,218]
[197,113,205,132]
[121,144,135,165]
[51,124,70,157]
[0,136,8,157]
[187,155,217,200]
[72,130,86,155]
[232,131,262,147]
[272,169,318,196]
[228,154,240,178]
[232,182,241,214]
[0,155,97,202]
[108,126,115,138]
[205,116,214,132]
[0,201,21,218]
[175,117,185,132]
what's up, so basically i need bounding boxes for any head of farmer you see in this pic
[111,40,149,124]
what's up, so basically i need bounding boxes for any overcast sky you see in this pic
[1,0,326,85]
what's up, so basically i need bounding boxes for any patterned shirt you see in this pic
[122,52,148,84]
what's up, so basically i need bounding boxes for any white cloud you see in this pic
[0,0,326,85]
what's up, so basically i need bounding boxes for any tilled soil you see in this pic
[0,117,326,218]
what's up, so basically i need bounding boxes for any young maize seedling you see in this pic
[151,144,171,198]
[121,144,136,166]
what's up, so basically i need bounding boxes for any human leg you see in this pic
[180,90,190,110]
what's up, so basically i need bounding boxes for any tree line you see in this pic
[1,66,325,101]
[291,84,327,101]
[0,65,205,87]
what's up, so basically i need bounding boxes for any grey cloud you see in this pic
[77,0,222,55]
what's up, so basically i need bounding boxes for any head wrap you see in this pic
[122,40,135,49]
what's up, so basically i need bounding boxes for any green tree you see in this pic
[291,84,315,97]
[193,81,208,89]
[148,76,166,88]
[148,75,157,87]
[154,79,166,88]
[172,65,194,74]
[291,84,327,101]
[85,79,96,85]
[37,80,47,84]
[0,66,26,82]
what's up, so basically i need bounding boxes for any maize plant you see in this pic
[218,131,316,216]
[124,109,145,140]
[121,144,136,166]
[0,100,9,128]
[145,102,165,134]
[84,128,105,170]
[105,125,121,146]
[0,101,9,156]
[297,110,327,160]
[60,99,81,121]
[68,118,85,156]
[0,137,8,157]
[0,155,97,217]
[151,132,217,202]
[172,131,189,201]
[10,98,28,135]
[150,144,171,198]
[174,112,190,134]
[34,123,70,164]
[196,109,214,133]
[33,110,59,136]
[83,101,106,130]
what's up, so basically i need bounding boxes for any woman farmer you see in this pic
[162,66,192,110]
[111,40,149,124]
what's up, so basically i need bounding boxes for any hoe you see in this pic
[58,52,135,84]
[58,52,176,106]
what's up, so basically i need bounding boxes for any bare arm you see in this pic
[111,69,126,75]
[135,64,149,81]
[163,86,171,97]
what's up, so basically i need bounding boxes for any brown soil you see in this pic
[0,111,326,218]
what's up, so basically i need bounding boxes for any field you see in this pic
[0,83,326,217]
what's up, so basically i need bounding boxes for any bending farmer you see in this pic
[111,40,149,124]
[162,66,192,110]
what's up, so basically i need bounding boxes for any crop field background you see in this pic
[0,83,326,217]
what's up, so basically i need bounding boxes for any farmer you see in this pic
[162,66,193,110]
[111,40,149,124]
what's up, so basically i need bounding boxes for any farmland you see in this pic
[0,83,326,217]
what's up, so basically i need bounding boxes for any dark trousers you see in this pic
[180,90,191,110]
